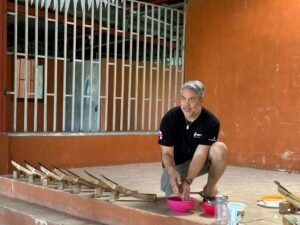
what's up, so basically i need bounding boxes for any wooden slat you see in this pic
[52,167,76,183]
[39,163,62,181]
[64,169,97,189]
[84,171,111,190]
[11,159,32,175]
[100,175,157,202]
[24,160,45,177]
[277,187,300,206]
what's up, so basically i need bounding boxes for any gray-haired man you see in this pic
[158,80,227,200]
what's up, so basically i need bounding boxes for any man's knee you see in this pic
[210,141,227,160]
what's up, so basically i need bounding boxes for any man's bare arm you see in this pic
[161,146,175,172]
[186,145,210,179]
[161,145,182,194]
[181,145,210,199]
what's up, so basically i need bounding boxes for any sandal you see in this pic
[199,190,216,201]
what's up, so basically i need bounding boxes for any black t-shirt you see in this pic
[158,106,220,165]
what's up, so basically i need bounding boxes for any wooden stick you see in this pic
[39,163,62,181]
[286,197,300,209]
[100,175,157,202]
[11,159,33,175]
[64,169,97,189]
[277,186,300,207]
[24,160,46,178]
[52,167,85,193]
[101,175,137,193]
[84,171,111,190]
[52,167,75,183]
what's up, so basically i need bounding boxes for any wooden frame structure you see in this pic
[11,158,157,202]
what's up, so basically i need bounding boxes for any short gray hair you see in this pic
[181,80,205,98]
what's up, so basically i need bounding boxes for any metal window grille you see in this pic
[6,0,186,133]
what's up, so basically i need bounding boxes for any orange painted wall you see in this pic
[0,134,9,174]
[7,134,160,171]
[185,0,300,172]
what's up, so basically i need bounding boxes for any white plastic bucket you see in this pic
[227,202,246,225]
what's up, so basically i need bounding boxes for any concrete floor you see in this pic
[71,162,300,225]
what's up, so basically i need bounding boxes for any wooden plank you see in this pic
[24,160,46,177]
[64,169,97,189]
[10,159,33,175]
[52,167,75,183]
[100,175,157,202]
[286,196,300,209]
[84,171,112,190]
[275,180,300,207]
[277,187,300,205]
[52,167,83,193]
[39,163,62,181]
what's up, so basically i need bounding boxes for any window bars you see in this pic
[6,0,185,133]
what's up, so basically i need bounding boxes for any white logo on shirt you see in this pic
[193,132,202,138]
[209,137,216,142]
[158,130,163,140]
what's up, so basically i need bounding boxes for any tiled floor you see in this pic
[71,163,300,225]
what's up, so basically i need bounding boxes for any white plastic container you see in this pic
[227,202,246,225]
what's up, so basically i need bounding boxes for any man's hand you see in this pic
[168,168,182,195]
[182,181,191,200]
[161,146,183,195]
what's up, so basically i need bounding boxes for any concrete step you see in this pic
[0,176,205,225]
[0,194,104,225]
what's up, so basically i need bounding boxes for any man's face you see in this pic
[180,88,203,119]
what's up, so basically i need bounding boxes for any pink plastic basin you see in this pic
[166,196,197,213]
[201,200,217,216]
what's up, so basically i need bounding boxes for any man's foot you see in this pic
[199,185,219,201]
[199,191,216,201]
[203,185,219,196]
